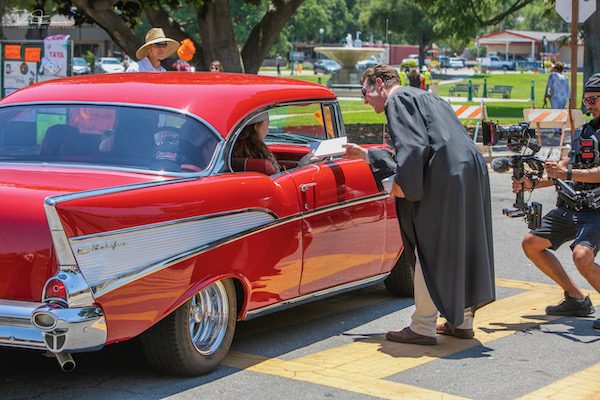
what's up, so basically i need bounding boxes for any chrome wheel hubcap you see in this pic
[189,281,229,356]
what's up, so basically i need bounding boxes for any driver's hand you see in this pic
[512,177,533,193]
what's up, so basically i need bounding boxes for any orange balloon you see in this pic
[177,38,196,62]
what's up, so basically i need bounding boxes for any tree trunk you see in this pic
[197,0,244,73]
[241,0,305,74]
[583,0,600,87]
[72,0,141,58]
[418,34,427,70]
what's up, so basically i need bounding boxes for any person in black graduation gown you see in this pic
[359,64,495,345]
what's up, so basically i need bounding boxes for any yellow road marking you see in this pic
[225,278,600,399]
[290,287,563,379]
[518,363,600,400]
[225,351,469,400]
[495,277,557,291]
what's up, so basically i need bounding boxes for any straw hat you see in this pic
[135,28,180,60]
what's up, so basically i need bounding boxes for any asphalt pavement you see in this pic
[1,172,599,400]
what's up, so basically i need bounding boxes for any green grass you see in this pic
[438,72,583,105]
[262,70,586,126]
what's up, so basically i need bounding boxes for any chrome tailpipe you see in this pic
[55,352,76,372]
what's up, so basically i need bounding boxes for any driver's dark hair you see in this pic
[361,64,400,88]
[232,122,279,169]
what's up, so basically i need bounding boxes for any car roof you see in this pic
[0,72,337,138]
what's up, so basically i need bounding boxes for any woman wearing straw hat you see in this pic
[126,28,179,72]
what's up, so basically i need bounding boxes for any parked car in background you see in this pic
[449,57,465,69]
[71,57,90,75]
[479,56,516,71]
[94,57,125,74]
[438,56,450,68]
[313,59,341,74]
[515,59,542,71]
[356,56,379,70]
[0,73,411,376]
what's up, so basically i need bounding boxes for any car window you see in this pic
[0,105,220,173]
[266,103,338,145]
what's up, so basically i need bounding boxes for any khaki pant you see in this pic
[410,262,473,337]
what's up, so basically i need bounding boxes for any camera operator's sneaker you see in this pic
[546,292,595,317]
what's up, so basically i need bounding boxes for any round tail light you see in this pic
[44,278,68,303]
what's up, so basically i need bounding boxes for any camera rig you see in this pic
[486,121,546,229]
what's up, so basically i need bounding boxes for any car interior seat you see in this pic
[41,124,79,156]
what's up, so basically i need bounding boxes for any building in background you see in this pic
[1,11,118,57]
[477,30,582,66]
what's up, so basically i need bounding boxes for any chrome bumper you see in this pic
[0,299,106,353]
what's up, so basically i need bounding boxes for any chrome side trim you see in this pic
[244,273,390,320]
[83,193,388,298]
[70,210,276,290]
[70,208,279,242]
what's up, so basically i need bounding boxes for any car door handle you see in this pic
[299,182,317,192]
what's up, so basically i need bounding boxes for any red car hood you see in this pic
[0,165,167,301]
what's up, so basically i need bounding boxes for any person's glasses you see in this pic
[583,95,599,107]
[210,66,219,70]
[153,42,168,48]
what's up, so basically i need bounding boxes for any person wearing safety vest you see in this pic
[399,67,409,86]
[422,66,432,92]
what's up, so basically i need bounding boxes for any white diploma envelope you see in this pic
[310,137,348,158]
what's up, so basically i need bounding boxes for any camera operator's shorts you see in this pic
[531,207,600,253]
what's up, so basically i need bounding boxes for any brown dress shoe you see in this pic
[386,327,437,345]
[436,322,474,339]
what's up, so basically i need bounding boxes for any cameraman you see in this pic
[514,74,600,329]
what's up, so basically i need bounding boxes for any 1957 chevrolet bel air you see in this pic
[0,73,412,375]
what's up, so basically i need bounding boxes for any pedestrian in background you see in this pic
[544,62,570,109]
[276,54,282,76]
[398,68,408,86]
[127,28,179,72]
[408,68,423,89]
[210,60,224,72]
[422,66,432,92]
[360,64,495,345]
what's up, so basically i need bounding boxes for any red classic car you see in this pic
[0,72,411,375]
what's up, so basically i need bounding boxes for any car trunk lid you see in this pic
[0,165,167,301]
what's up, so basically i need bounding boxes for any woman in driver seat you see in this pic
[232,111,281,175]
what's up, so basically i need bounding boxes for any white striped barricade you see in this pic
[451,102,488,144]
[523,108,583,147]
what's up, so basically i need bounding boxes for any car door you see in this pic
[268,102,389,294]
[287,159,388,294]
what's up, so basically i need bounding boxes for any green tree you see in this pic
[358,0,437,67]
[37,0,307,73]
[417,0,536,39]
[502,2,566,32]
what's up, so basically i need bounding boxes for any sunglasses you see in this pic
[153,42,168,48]
[583,95,599,106]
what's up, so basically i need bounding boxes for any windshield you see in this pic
[102,59,121,64]
[0,105,220,173]
[73,58,86,66]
